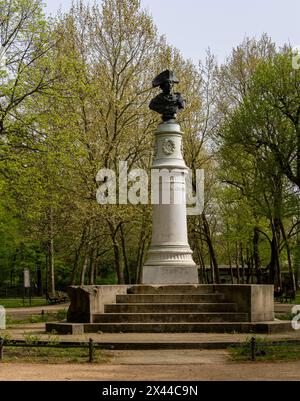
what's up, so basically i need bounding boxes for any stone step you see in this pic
[127,285,218,295]
[93,312,248,323]
[104,302,238,313]
[46,320,293,335]
[81,322,274,334]
[116,294,224,304]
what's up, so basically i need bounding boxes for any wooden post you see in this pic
[0,337,4,361]
[251,337,256,361]
[89,338,94,363]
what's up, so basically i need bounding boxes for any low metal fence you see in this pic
[231,337,300,361]
[0,338,113,363]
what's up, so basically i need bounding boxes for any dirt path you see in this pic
[1,350,300,381]
[5,303,69,317]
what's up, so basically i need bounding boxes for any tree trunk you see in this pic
[48,237,55,294]
[135,224,145,285]
[135,209,151,284]
[296,233,300,290]
[136,237,146,284]
[280,220,296,293]
[80,252,89,286]
[235,242,240,284]
[209,258,214,284]
[45,246,48,297]
[71,249,80,286]
[253,226,262,283]
[70,226,88,285]
[89,247,97,285]
[240,242,245,284]
[201,212,219,284]
[46,208,55,294]
[225,223,234,284]
[113,240,125,284]
[107,220,125,285]
[199,228,208,283]
[120,224,131,284]
[194,232,205,284]
[245,247,249,284]
[36,266,42,296]
[227,246,234,284]
[269,217,282,289]
[246,246,253,284]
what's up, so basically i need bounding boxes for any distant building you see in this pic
[199,265,257,284]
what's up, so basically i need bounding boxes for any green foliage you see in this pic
[0,2,299,291]
[229,337,300,362]
[0,298,47,308]
[56,309,67,321]
[24,334,41,344]
[6,309,67,326]
[2,345,110,364]
[0,0,206,288]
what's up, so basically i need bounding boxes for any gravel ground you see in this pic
[0,302,299,381]
[1,350,300,381]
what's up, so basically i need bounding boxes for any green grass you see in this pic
[229,337,300,362]
[276,292,300,305]
[0,298,48,308]
[0,331,111,364]
[6,309,68,325]
[275,311,300,321]
[2,345,111,364]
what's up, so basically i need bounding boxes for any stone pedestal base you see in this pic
[142,265,199,284]
[46,284,285,335]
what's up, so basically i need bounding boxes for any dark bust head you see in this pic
[149,70,184,122]
[152,70,179,95]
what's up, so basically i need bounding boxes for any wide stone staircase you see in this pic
[47,284,291,336]
[88,285,251,333]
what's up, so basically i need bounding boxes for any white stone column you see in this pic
[142,122,198,284]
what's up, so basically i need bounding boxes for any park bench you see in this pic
[274,285,296,303]
[47,291,69,305]
[280,288,296,303]
[274,287,282,302]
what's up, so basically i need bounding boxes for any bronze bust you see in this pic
[149,70,185,122]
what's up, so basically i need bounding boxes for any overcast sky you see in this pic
[45,0,300,64]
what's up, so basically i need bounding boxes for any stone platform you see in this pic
[44,284,291,335]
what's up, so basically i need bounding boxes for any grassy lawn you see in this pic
[229,338,300,362]
[0,298,49,308]
[276,292,300,305]
[2,346,111,364]
[5,309,68,325]
[0,332,110,364]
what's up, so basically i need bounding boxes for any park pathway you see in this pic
[4,303,69,319]
[1,351,300,381]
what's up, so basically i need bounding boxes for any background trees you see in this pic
[216,40,300,290]
[0,1,299,294]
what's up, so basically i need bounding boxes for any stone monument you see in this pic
[142,70,199,284]
[46,70,280,337]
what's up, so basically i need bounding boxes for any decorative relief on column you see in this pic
[162,138,176,155]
